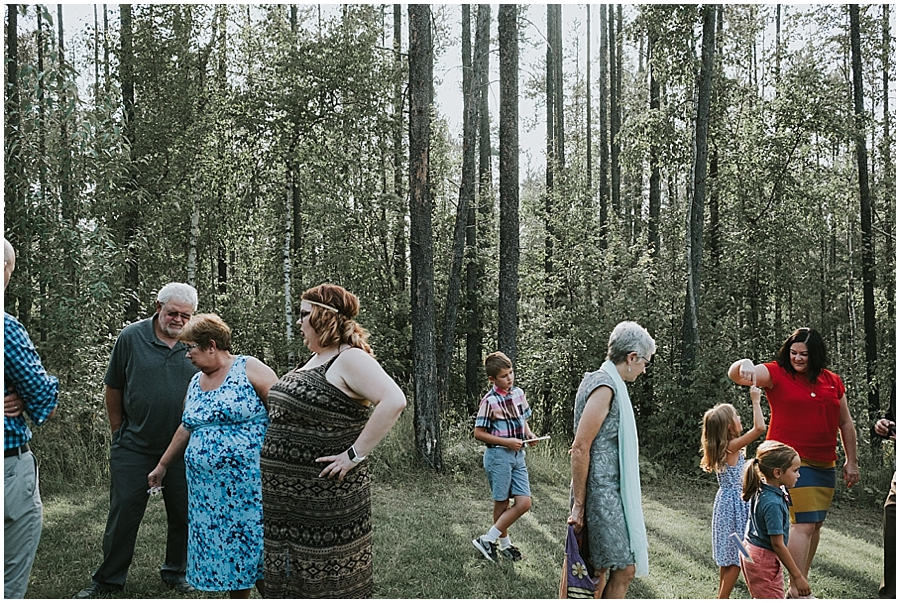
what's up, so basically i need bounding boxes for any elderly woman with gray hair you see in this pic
[568,321,656,598]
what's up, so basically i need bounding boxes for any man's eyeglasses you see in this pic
[185,343,201,351]
[165,311,192,321]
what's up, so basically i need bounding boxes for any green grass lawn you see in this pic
[27,442,885,599]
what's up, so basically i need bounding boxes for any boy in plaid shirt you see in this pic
[472,351,539,562]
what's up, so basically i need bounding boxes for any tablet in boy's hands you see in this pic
[523,435,550,444]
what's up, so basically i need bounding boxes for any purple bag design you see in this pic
[559,525,598,599]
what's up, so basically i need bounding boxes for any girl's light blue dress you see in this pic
[712,450,750,567]
[182,355,269,591]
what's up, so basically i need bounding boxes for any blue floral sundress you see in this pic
[182,355,269,591]
[712,450,750,567]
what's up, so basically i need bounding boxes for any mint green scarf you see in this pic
[600,359,649,577]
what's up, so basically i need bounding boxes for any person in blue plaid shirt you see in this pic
[4,238,59,599]
[471,351,539,563]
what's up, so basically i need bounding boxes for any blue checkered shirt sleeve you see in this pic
[4,312,59,450]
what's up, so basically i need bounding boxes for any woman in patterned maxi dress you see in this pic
[261,283,407,598]
[149,314,279,599]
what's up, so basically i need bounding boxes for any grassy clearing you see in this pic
[27,440,884,599]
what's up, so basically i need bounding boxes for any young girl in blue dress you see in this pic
[701,385,766,598]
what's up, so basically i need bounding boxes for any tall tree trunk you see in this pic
[598,6,609,249]
[408,4,442,471]
[290,8,304,278]
[542,3,563,435]
[608,5,620,216]
[680,5,716,385]
[187,197,200,286]
[648,29,660,259]
[103,5,110,91]
[6,4,30,324]
[586,5,592,201]
[466,4,491,406]
[392,4,406,295]
[849,4,879,426]
[57,5,73,223]
[283,169,293,355]
[882,4,895,414]
[707,7,723,278]
[93,5,100,105]
[497,4,519,364]
[120,3,140,321]
[438,5,478,413]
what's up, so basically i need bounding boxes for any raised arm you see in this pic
[728,359,773,389]
[569,385,612,533]
[728,385,767,451]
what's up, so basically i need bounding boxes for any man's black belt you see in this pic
[4,443,30,457]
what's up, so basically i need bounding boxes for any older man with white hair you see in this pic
[4,237,59,598]
[75,282,200,598]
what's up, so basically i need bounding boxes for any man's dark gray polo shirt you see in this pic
[104,314,198,455]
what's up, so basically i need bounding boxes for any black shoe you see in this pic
[165,578,195,594]
[472,536,498,562]
[73,583,122,599]
[498,544,523,561]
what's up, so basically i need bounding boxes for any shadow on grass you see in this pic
[25,457,884,599]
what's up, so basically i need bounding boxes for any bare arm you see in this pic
[728,385,767,451]
[728,359,773,389]
[569,386,612,533]
[770,534,810,596]
[474,426,523,451]
[147,425,191,489]
[245,356,279,408]
[105,386,124,433]
[837,393,859,488]
[316,349,407,480]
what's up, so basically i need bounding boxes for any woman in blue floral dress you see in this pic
[149,314,278,599]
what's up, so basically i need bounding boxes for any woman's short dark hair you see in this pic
[178,313,232,352]
[776,327,828,383]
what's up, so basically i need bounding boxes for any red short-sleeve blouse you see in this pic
[763,361,846,463]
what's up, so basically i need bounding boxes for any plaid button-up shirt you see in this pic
[474,385,531,441]
[4,312,59,451]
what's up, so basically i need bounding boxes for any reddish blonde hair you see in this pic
[301,283,373,356]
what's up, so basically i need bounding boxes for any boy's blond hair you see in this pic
[484,351,512,379]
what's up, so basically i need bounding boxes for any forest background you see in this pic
[3,4,896,504]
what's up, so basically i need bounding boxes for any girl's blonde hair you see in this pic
[741,440,799,502]
[700,404,740,473]
[301,283,373,356]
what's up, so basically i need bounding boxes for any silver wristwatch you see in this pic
[348,445,367,463]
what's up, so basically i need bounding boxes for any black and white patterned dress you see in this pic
[261,353,373,598]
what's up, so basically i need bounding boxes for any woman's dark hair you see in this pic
[775,327,828,383]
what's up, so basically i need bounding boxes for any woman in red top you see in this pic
[728,327,859,597]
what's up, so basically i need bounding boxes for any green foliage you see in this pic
[3,5,894,486]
